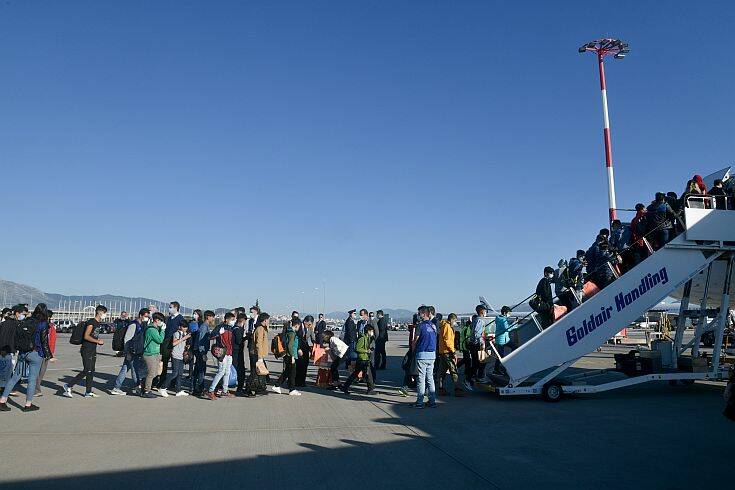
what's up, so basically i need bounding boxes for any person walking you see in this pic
[341,325,376,395]
[141,312,166,399]
[295,315,315,387]
[192,310,214,397]
[157,301,187,389]
[206,312,235,400]
[245,312,270,397]
[110,308,150,395]
[273,318,301,396]
[323,330,348,389]
[410,307,437,409]
[232,312,248,395]
[532,268,555,328]
[375,310,389,370]
[435,313,464,397]
[159,319,191,397]
[459,318,474,391]
[0,304,51,412]
[492,306,518,376]
[63,305,107,398]
[186,309,202,380]
[34,307,57,397]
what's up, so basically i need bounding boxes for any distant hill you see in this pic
[1,278,414,319]
[327,308,414,321]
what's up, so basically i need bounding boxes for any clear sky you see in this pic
[1,1,733,314]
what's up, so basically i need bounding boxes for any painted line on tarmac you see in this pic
[4,424,410,437]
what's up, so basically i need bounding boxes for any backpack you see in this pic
[128,323,146,356]
[69,320,88,345]
[271,333,286,358]
[15,317,40,353]
[112,323,129,351]
[211,341,225,362]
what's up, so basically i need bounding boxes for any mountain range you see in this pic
[0,278,415,321]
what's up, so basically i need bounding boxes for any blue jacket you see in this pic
[493,316,517,346]
[415,320,437,360]
[471,315,485,346]
[610,226,631,251]
[195,323,211,353]
[568,258,585,290]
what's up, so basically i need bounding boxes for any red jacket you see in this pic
[48,323,57,355]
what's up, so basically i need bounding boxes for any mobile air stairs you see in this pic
[479,183,735,402]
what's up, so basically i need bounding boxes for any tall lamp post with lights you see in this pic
[579,38,630,225]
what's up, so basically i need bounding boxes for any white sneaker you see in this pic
[83,392,98,398]
[289,390,302,396]
[270,386,282,394]
[175,391,189,397]
[62,384,73,398]
[159,388,169,398]
[110,388,126,396]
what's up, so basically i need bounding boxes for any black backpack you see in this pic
[70,321,88,345]
[112,323,129,352]
[128,323,147,356]
[15,317,40,353]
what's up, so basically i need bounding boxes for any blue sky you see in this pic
[1,1,733,314]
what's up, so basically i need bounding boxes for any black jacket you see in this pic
[535,277,553,306]
[343,317,357,344]
[377,316,389,341]
[0,319,18,353]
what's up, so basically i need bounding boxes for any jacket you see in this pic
[415,320,437,360]
[0,319,18,353]
[283,325,298,358]
[343,317,357,344]
[376,316,389,341]
[535,277,553,306]
[631,210,647,244]
[568,257,585,290]
[459,323,472,351]
[143,326,165,356]
[355,333,372,361]
[252,324,269,359]
[610,225,632,252]
[493,315,517,346]
[437,320,455,354]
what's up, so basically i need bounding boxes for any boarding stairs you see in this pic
[483,193,735,400]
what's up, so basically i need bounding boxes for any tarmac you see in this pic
[0,331,731,490]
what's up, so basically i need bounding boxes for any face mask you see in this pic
[142,317,150,324]
[18,314,26,321]
[169,307,176,314]
[101,314,108,321]
[228,320,236,327]
[193,314,199,321]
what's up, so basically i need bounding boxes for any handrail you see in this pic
[686,194,732,210]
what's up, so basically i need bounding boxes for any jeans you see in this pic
[68,348,97,394]
[164,358,184,392]
[209,355,232,393]
[416,358,436,406]
[35,357,49,394]
[192,350,207,394]
[2,351,42,404]
[114,354,140,390]
[330,358,341,383]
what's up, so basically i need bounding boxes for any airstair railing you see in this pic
[484,203,703,361]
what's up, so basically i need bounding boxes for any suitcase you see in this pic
[583,281,600,299]
[553,305,568,321]
[316,368,332,388]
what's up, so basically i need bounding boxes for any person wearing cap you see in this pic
[342,309,358,370]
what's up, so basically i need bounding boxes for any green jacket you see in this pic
[143,326,165,356]
[459,323,472,351]
[355,333,371,361]
[283,326,298,358]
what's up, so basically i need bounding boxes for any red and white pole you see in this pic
[597,52,617,224]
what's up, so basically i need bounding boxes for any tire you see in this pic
[542,382,563,402]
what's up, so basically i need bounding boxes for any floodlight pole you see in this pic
[580,38,629,226]
[597,53,616,224]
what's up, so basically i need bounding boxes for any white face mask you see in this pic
[18,314,26,321]
[193,314,199,321]
[169,307,176,315]
[101,313,108,321]
[228,320,236,327]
